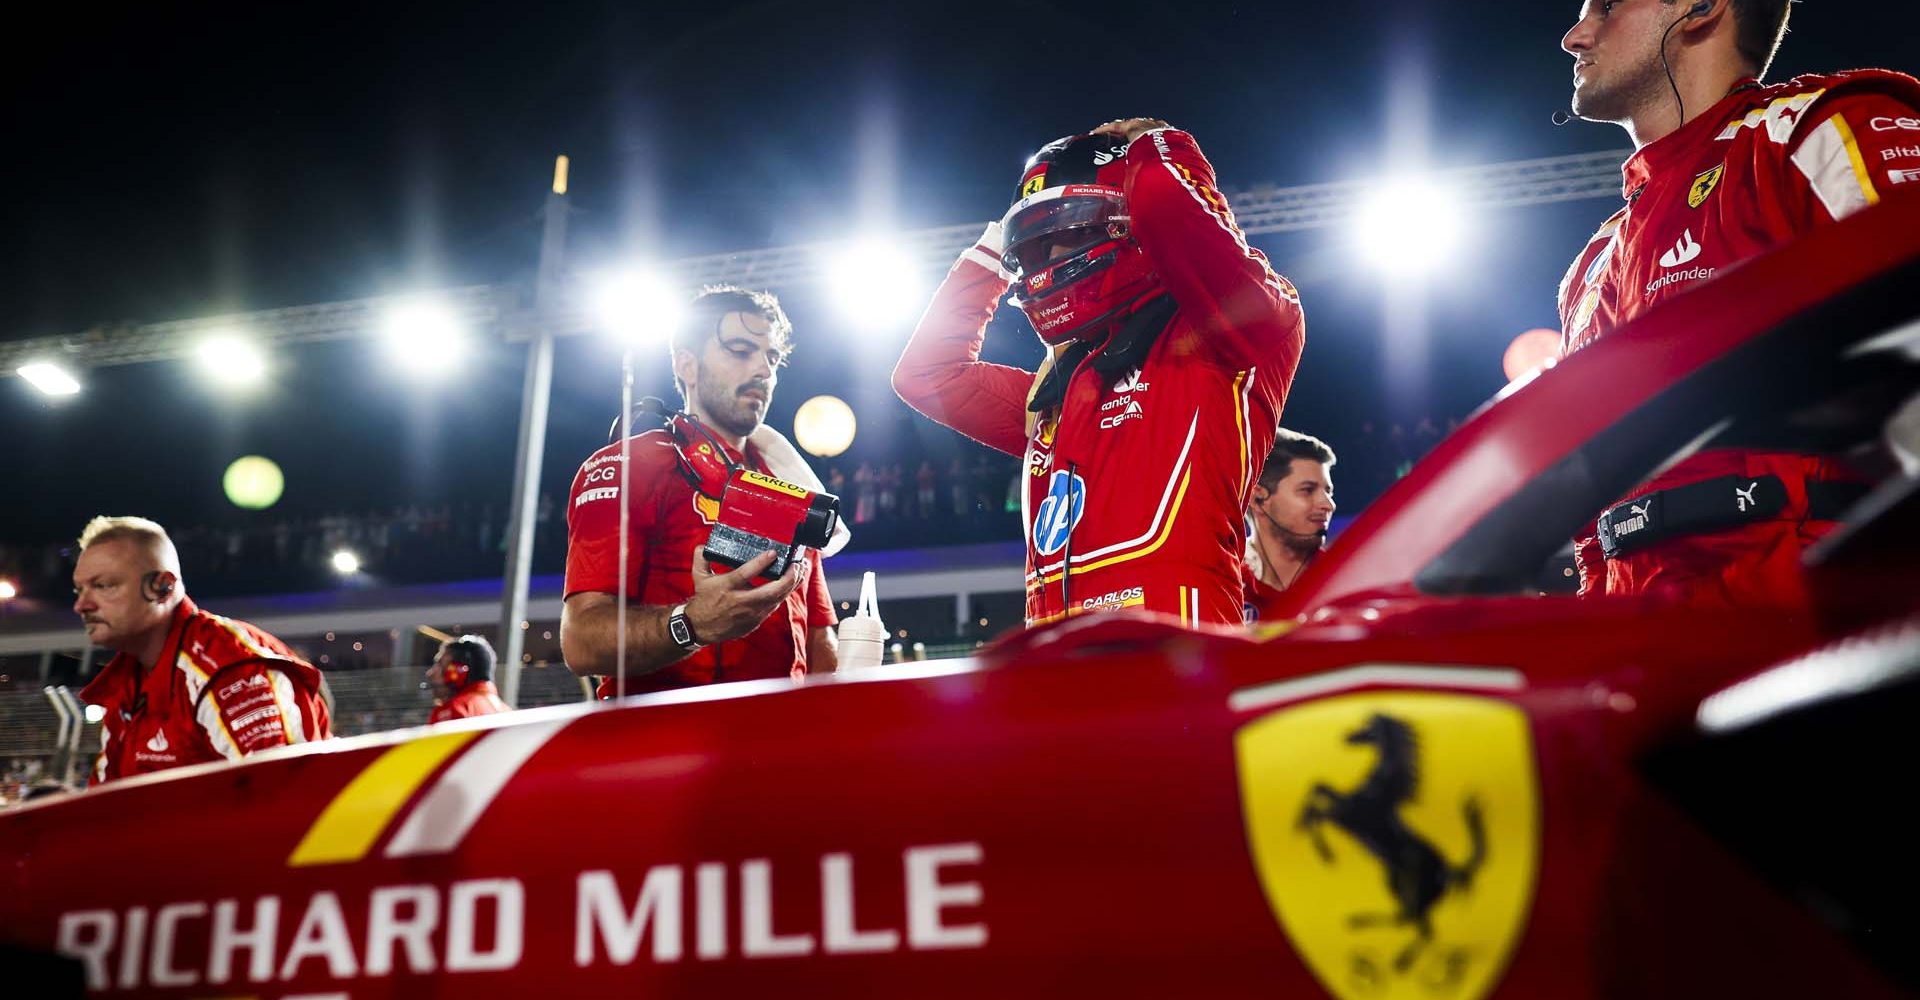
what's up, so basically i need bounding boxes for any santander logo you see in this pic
[1659,230,1704,268]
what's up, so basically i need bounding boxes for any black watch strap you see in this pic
[668,603,704,650]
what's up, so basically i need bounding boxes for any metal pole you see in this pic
[499,156,570,707]
[58,688,86,786]
[44,687,72,780]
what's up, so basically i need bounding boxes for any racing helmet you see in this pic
[1003,132,1161,345]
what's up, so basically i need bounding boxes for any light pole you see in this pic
[498,155,568,706]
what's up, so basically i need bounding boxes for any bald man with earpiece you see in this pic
[73,516,332,784]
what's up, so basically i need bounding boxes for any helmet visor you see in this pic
[1002,186,1128,276]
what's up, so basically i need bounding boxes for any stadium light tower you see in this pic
[330,550,362,575]
[829,238,926,335]
[194,332,268,389]
[592,269,685,347]
[1353,178,1469,276]
[379,299,468,371]
[17,361,81,397]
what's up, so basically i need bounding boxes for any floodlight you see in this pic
[793,395,857,457]
[195,333,268,388]
[0,579,16,601]
[828,238,927,335]
[592,269,684,346]
[17,362,81,397]
[379,299,468,370]
[84,704,107,724]
[330,550,362,575]
[1352,178,1468,276]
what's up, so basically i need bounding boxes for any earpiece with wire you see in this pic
[1662,0,1716,126]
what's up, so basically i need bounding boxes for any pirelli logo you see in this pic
[288,720,566,867]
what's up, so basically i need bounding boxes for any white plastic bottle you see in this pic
[836,571,888,670]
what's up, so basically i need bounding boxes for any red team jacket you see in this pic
[565,424,836,698]
[1559,70,1920,608]
[429,680,512,723]
[895,129,1305,626]
[78,597,332,785]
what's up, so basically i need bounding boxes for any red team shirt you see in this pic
[1558,70,1920,607]
[565,423,836,698]
[429,680,512,723]
[895,129,1305,627]
[78,597,332,785]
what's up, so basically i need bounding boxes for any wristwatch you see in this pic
[667,603,704,651]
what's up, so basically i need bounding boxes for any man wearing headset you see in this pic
[72,516,331,785]
[561,287,839,698]
[1556,0,1920,609]
[426,634,512,723]
[1242,430,1337,623]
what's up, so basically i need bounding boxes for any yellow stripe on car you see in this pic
[287,731,479,867]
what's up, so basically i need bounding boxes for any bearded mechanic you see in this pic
[894,119,1305,627]
[72,516,332,784]
[561,287,839,697]
[1557,0,1920,609]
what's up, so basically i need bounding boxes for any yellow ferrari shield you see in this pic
[1236,691,1539,1000]
[1689,163,1725,208]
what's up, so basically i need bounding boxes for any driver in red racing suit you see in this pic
[894,120,1304,627]
[1557,0,1920,609]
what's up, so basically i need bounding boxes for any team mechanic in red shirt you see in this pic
[426,634,512,723]
[561,287,838,698]
[894,119,1305,627]
[1556,0,1920,609]
[72,517,331,785]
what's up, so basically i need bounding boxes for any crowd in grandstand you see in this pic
[0,424,1458,606]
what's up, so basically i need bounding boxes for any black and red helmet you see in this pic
[1003,133,1161,345]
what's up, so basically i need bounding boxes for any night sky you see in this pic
[4,0,1917,548]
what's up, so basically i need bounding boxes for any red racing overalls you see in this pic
[1558,70,1920,610]
[896,129,1305,626]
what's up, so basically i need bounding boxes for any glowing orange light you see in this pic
[1504,329,1562,382]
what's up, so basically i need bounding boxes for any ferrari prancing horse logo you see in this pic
[1236,692,1539,1000]
[1689,163,1726,208]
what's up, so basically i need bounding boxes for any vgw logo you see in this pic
[1236,692,1538,1000]
[1032,470,1086,556]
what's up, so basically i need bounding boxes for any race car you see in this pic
[3,191,1918,1000]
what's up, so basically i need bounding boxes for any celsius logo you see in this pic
[1659,230,1703,268]
[1032,471,1087,557]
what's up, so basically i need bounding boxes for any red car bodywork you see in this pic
[4,195,1918,999]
